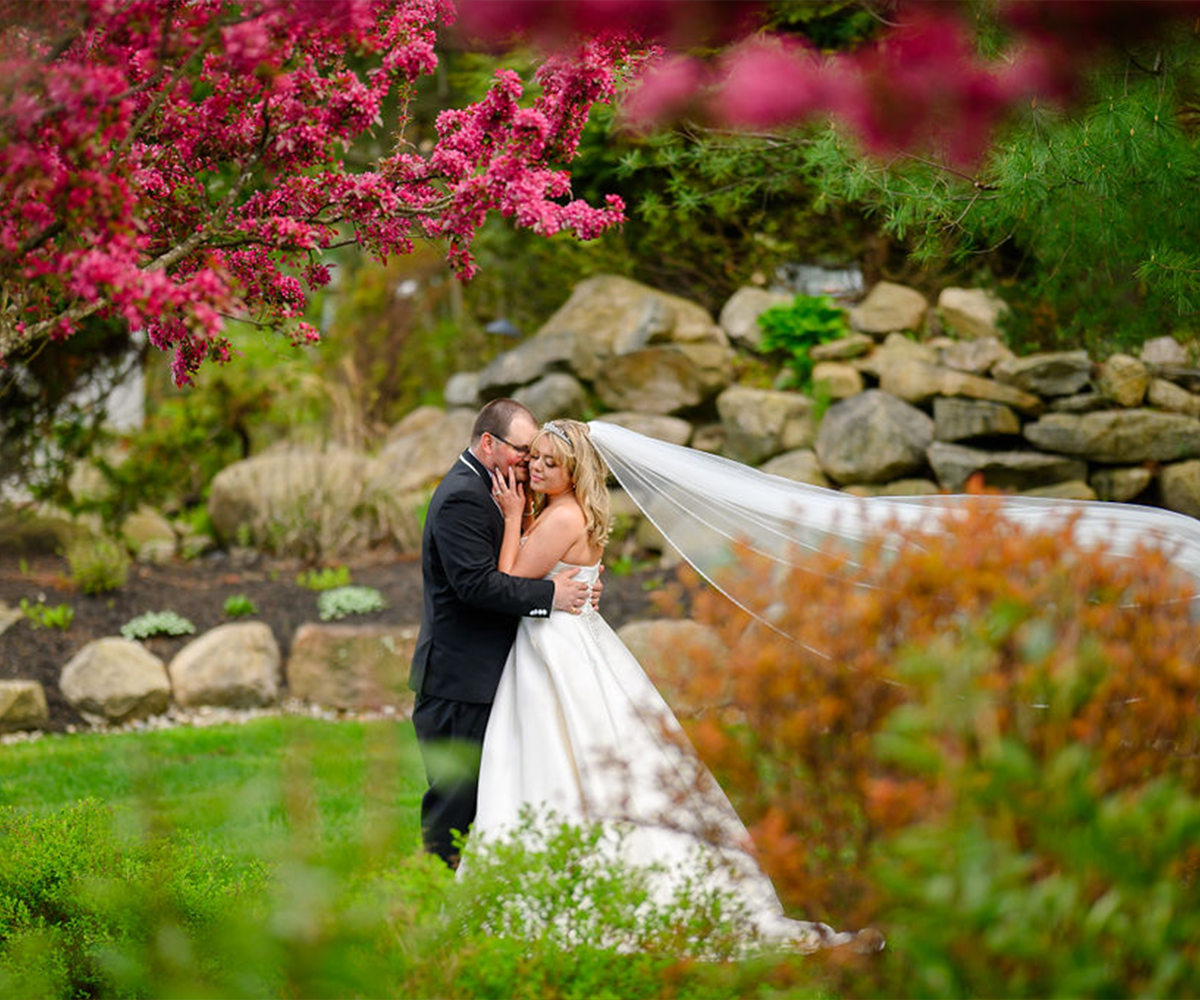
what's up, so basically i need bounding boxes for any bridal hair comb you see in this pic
[542,421,572,448]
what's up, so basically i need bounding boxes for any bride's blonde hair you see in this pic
[532,419,611,552]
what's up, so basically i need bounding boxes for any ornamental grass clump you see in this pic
[65,535,129,595]
[317,586,385,621]
[666,500,1200,998]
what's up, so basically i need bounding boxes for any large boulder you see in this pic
[854,333,938,378]
[717,386,814,465]
[992,351,1093,397]
[476,330,576,397]
[718,286,793,351]
[614,620,727,715]
[60,638,170,723]
[1050,392,1111,414]
[878,359,1043,414]
[1096,353,1149,407]
[168,622,280,709]
[513,372,588,422]
[939,336,1015,375]
[594,412,693,446]
[594,344,734,414]
[0,680,49,732]
[1141,336,1189,367]
[811,362,864,400]
[1024,410,1200,463]
[1160,460,1200,518]
[1089,465,1154,502]
[286,623,419,712]
[937,287,1008,340]
[933,397,1022,442]
[848,281,928,335]
[927,442,1088,492]
[120,506,176,565]
[843,479,940,497]
[208,447,390,557]
[443,372,481,408]
[759,449,831,488]
[815,390,934,484]
[375,408,476,491]
[1147,378,1200,417]
[530,275,728,382]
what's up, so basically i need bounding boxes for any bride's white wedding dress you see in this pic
[471,559,854,952]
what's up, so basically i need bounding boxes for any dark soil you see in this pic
[0,550,664,731]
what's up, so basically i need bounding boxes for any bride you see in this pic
[468,418,876,953]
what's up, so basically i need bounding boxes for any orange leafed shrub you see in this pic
[664,499,1200,927]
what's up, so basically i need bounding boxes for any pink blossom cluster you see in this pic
[461,0,1200,168]
[0,0,634,383]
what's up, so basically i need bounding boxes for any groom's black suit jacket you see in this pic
[409,449,555,704]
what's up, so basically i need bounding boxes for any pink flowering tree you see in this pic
[0,0,632,385]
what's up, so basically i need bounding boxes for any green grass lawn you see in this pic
[0,716,427,864]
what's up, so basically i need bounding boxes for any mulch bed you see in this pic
[0,550,664,731]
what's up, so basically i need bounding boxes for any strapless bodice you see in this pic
[544,560,601,584]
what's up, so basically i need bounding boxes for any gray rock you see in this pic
[286,623,419,711]
[690,423,725,454]
[375,408,477,491]
[992,351,1093,397]
[927,441,1087,492]
[1096,353,1149,407]
[542,275,727,382]
[594,344,734,414]
[513,372,587,421]
[1020,480,1096,501]
[939,336,1015,375]
[169,622,280,709]
[933,397,1021,442]
[0,680,49,732]
[60,638,170,723]
[842,479,940,497]
[759,449,830,488]
[1024,409,1200,463]
[1160,460,1200,518]
[477,329,576,397]
[443,372,481,408]
[595,412,693,446]
[809,333,874,362]
[1147,377,1200,417]
[1049,392,1111,413]
[811,362,863,400]
[1089,465,1153,502]
[718,287,793,351]
[717,386,814,465]
[121,507,176,565]
[878,359,1043,414]
[848,281,928,335]
[937,287,1009,340]
[209,447,389,557]
[1141,335,1189,367]
[816,390,934,484]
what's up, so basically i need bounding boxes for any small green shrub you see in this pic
[317,585,385,621]
[64,535,129,595]
[296,565,351,591]
[222,594,257,618]
[18,597,74,630]
[120,610,196,640]
[758,294,851,389]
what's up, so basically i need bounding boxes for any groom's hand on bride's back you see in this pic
[551,568,590,614]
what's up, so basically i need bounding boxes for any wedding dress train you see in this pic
[471,560,854,952]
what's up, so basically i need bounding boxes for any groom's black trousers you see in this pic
[411,693,492,867]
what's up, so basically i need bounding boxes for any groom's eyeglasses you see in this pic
[490,433,531,458]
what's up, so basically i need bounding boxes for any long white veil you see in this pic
[588,421,1200,642]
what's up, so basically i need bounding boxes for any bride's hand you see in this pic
[492,468,526,520]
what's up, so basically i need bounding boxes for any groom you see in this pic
[409,398,594,867]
